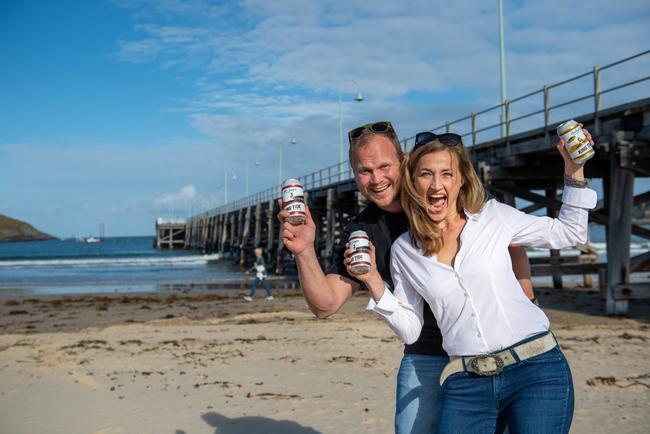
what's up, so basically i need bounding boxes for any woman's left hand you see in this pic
[557,124,593,180]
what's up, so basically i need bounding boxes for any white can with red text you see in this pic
[349,230,371,275]
[282,179,306,225]
[557,119,595,164]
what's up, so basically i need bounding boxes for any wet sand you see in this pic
[0,287,648,434]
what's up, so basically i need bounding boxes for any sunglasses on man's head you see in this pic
[348,121,395,144]
[413,131,463,151]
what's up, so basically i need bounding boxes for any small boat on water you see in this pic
[73,236,103,243]
[74,223,105,243]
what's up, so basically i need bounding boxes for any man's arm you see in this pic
[508,245,535,301]
[279,204,359,319]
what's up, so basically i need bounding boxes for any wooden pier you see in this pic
[172,51,650,315]
[155,218,186,249]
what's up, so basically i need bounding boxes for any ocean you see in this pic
[0,236,244,296]
[0,228,648,296]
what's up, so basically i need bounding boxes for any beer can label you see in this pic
[349,234,370,252]
[557,120,595,164]
[282,179,306,216]
[282,186,304,204]
[350,252,371,267]
[349,230,370,273]
[285,201,306,214]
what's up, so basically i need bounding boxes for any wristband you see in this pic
[563,174,589,188]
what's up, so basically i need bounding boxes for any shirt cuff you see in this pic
[562,185,597,209]
[365,282,400,315]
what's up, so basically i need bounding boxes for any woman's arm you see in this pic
[497,130,597,249]
[351,241,425,345]
[496,186,596,249]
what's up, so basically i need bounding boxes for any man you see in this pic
[279,121,534,433]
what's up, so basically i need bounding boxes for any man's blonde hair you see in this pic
[400,140,486,256]
[349,129,404,171]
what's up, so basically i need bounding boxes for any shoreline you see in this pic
[0,276,301,298]
[1,287,649,433]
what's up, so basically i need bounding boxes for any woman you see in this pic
[243,248,273,301]
[350,131,596,433]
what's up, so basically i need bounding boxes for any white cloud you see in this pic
[115,38,163,63]
[113,0,649,130]
[108,0,650,217]
[154,184,198,207]
[5,0,648,236]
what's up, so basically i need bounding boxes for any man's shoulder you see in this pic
[349,202,403,226]
[392,231,412,251]
[344,203,381,233]
[351,203,379,224]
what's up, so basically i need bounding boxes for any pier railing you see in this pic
[400,49,650,152]
[196,160,357,217]
[195,49,650,219]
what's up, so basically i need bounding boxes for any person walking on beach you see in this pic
[279,121,535,434]
[358,129,595,433]
[244,248,273,302]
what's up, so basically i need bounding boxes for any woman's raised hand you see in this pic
[557,124,593,181]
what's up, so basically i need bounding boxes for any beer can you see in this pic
[349,230,371,275]
[281,178,306,225]
[557,120,595,164]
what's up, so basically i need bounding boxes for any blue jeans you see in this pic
[249,277,271,297]
[437,346,574,434]
[395,354,449,434]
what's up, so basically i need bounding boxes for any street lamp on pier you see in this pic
[246,159,260,197]
[498,0,507,138]
[278,137,297,185]
[224,171,236,205]
[338,81,364,180]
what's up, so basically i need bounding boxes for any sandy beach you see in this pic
[0,287,648,434]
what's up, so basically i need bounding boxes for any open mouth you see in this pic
[427,193,447,212]
[370,184,390,195]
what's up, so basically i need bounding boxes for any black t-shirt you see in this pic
[326,202,445,356]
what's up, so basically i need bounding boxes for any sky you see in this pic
[1,0,649,238]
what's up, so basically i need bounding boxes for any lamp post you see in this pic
[498,0,507,138]
[224,170,236,205]
[278,137,298,185]
[338,81,364,180]
[214,185,221,209]
[246,159,260,196]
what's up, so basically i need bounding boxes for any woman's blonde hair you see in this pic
[400,140,486,256]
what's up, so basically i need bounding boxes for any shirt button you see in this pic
[477,332,482,338]
[471,313,476,317]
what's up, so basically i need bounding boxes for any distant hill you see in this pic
[0,214,57,242]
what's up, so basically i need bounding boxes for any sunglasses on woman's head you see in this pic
[413,132,463,151]
[348,121,395,144]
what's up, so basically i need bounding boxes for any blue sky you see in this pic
[1,0,649,237]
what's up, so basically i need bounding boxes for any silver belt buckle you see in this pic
[468,354,505,376]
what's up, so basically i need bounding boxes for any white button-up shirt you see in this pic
[369,186,597,356]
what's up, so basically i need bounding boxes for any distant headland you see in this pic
[0,214,58,242]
